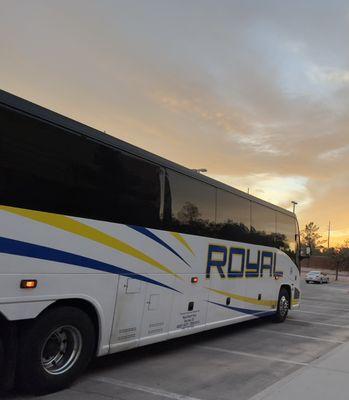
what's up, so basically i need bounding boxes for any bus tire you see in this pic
[16,306,96,395]
[274,288,290,323]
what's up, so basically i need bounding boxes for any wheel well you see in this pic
[43,299,100,352]
[280,285,292,308]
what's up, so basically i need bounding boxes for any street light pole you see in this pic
[291,201,298,213]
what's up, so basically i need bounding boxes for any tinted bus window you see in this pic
[216,190,250,242]
[0,107,162,227]
[276,212,297,263]
[165,169,215,236]
[251,202,276,246]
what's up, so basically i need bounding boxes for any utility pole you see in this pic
[328,221,331,249]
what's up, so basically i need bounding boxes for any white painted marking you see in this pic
[301,303,349,313]
[289,318,349,328]
[293,309,349,319]
[258,328,345,344]
[92,376,203,400]
[302,298,349,307]
[197,345,308,366]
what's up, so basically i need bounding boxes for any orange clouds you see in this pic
[1,1,349,243]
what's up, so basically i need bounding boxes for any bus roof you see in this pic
[0,89,295,217]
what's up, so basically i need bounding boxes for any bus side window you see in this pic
[79,144,163,228]
[164,169,216,236]
[0,107,163,228]
[276,213,297,264]
[215,189,251,242]
[250,203,277,247]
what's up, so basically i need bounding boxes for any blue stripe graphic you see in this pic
[208,301,275,316]
[0,237,180,292]
[128,225,191,268]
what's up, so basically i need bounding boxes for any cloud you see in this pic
[309,66,349,85]
[1,0,349,239]
[318,144,349,161]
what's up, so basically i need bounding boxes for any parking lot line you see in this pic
[91,376,204,400]
[293,309,349,319]
[257,328,345,344]
[300,303,349,313]
[197,345,308,366]
[289,318,349,328]
[302,298,349,307]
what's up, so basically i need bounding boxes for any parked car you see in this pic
[305,271,330,284]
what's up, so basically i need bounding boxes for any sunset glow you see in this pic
[1,1,349,245]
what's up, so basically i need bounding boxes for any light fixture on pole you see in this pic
[191,168,207,173]
[291,201,298,213]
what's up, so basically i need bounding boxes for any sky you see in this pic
[1,0,349,245]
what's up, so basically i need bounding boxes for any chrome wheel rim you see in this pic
[279,296,289,317]
[41,325,82,375]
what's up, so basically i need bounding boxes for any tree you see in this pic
[177,202,201,223]
[328,241,349,280]
[301,222,324,254]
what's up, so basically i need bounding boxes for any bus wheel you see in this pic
[16,306,96,395]
[274,288,290,323]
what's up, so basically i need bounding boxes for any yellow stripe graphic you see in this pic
[170,232,195,256]
[1,205,182,280]
[207,287,276,308]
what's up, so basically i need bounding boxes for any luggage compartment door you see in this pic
[110,276,146,352]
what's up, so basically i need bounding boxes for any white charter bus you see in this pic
[0,90,301,394]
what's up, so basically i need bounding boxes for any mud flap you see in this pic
[0,318,17,391]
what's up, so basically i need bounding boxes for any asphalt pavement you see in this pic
[3,279,349,400]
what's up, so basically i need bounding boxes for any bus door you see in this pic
[110,275,147,351]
